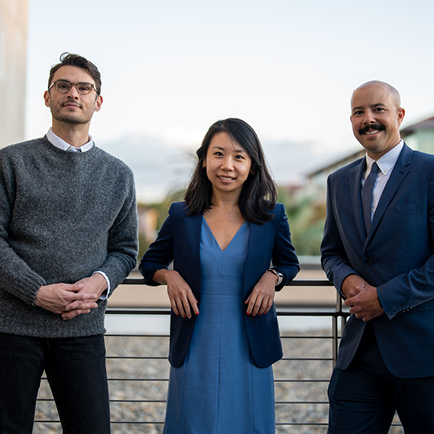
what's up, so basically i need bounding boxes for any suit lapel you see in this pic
[182,212,202,297]
[349,159,367,241]
[366,144,412,245]
[188,214,202,266]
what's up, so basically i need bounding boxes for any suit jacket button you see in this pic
[365,260,372,266]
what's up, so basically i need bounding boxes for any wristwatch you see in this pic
[268,268,284,286]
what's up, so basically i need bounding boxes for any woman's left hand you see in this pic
[244,271,277,316]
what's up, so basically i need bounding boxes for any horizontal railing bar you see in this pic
[110,399,166,403]
[34,420,166,425]
[104,333,170,338]
[105,335,339,340]
[43,377,333,383]
[37,398,168,403]
[35,420,403,427]
[280,357,333,361]
[106,308,169,315]
[34,420,61,423]
[108,422,166,425]
[104,378,331,383]
[276,423,403,427]
[274,379,329,382]
[122,278,333,287]
[287,279,332,286]
[105,356,168,359]
[37,398,330,405]
[280,336,335,339]
[108,378,169,381]
[105,356,333,361]
[105,307,349,317]
[276,422,328,426]
[276,401,328,404]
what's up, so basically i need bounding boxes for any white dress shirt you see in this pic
[362,140,404,221]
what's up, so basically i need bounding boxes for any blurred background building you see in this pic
[0,0,28,149]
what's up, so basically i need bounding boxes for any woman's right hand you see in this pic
[153,269,199,318]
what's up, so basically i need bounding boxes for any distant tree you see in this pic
[137,185,326,262]
[137,188,186,260]
[277,189,326,256]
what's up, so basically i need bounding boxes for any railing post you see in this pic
[332,291,342,367]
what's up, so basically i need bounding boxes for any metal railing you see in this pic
[33,279,403,433]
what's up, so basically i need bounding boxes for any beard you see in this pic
[52,113,89,125]
[50,101,96,125]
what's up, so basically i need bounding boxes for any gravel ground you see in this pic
[33,330,403,434]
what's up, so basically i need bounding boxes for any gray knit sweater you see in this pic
[0,136,138,338]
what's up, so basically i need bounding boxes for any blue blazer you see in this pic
[321,143,434,378]
[140,202,299,368]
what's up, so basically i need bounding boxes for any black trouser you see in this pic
[0,333,111,434]
[328,323,434,434]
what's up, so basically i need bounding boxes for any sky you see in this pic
[26,0,434,201]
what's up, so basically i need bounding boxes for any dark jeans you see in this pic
[0,333,110,434]
[328,323,434,434]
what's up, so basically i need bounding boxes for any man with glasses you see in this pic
[0,53,138,433]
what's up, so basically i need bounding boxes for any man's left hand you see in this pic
[62,273,108,320]
[344,284,384,322]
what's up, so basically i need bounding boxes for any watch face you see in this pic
[274,270,283,278]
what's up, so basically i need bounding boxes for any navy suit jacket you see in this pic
[321,143,434,378]
[140,201,299,368]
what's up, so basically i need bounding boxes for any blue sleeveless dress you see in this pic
[163,217,275,434]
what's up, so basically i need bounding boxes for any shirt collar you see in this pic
[365,140,404,177]
[46,128,94,152]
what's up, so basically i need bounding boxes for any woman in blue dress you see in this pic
[140,118,299,433]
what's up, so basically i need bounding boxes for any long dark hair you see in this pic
[184,118,277,224]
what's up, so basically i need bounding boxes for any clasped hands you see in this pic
[342,274,384,322]
[162,269,276,319]
[35,273,108,321]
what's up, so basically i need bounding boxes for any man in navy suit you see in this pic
[321,80,434,433]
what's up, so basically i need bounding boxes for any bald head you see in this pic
[350,80,405,159]
[352,80,401,110]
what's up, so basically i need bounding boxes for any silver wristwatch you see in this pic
[268,268,284,286]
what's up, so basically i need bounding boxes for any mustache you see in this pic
[359,124,385,135]
[62,98,82,108]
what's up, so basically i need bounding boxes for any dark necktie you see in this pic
[362,162,378,233]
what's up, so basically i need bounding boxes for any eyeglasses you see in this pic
[48,80,99,95]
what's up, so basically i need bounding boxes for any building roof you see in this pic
[307,149,364,179]
[307,114,434,178]
[401,116,434,138]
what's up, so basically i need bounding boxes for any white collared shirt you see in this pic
[363,140,404,220]
[45,128,111,298]
[46,128,94,152]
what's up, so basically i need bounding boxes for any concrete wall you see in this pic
[0,0,28,149]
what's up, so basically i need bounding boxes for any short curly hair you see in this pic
[48,52,102,95]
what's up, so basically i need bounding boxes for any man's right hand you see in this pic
[35,283,98,315]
